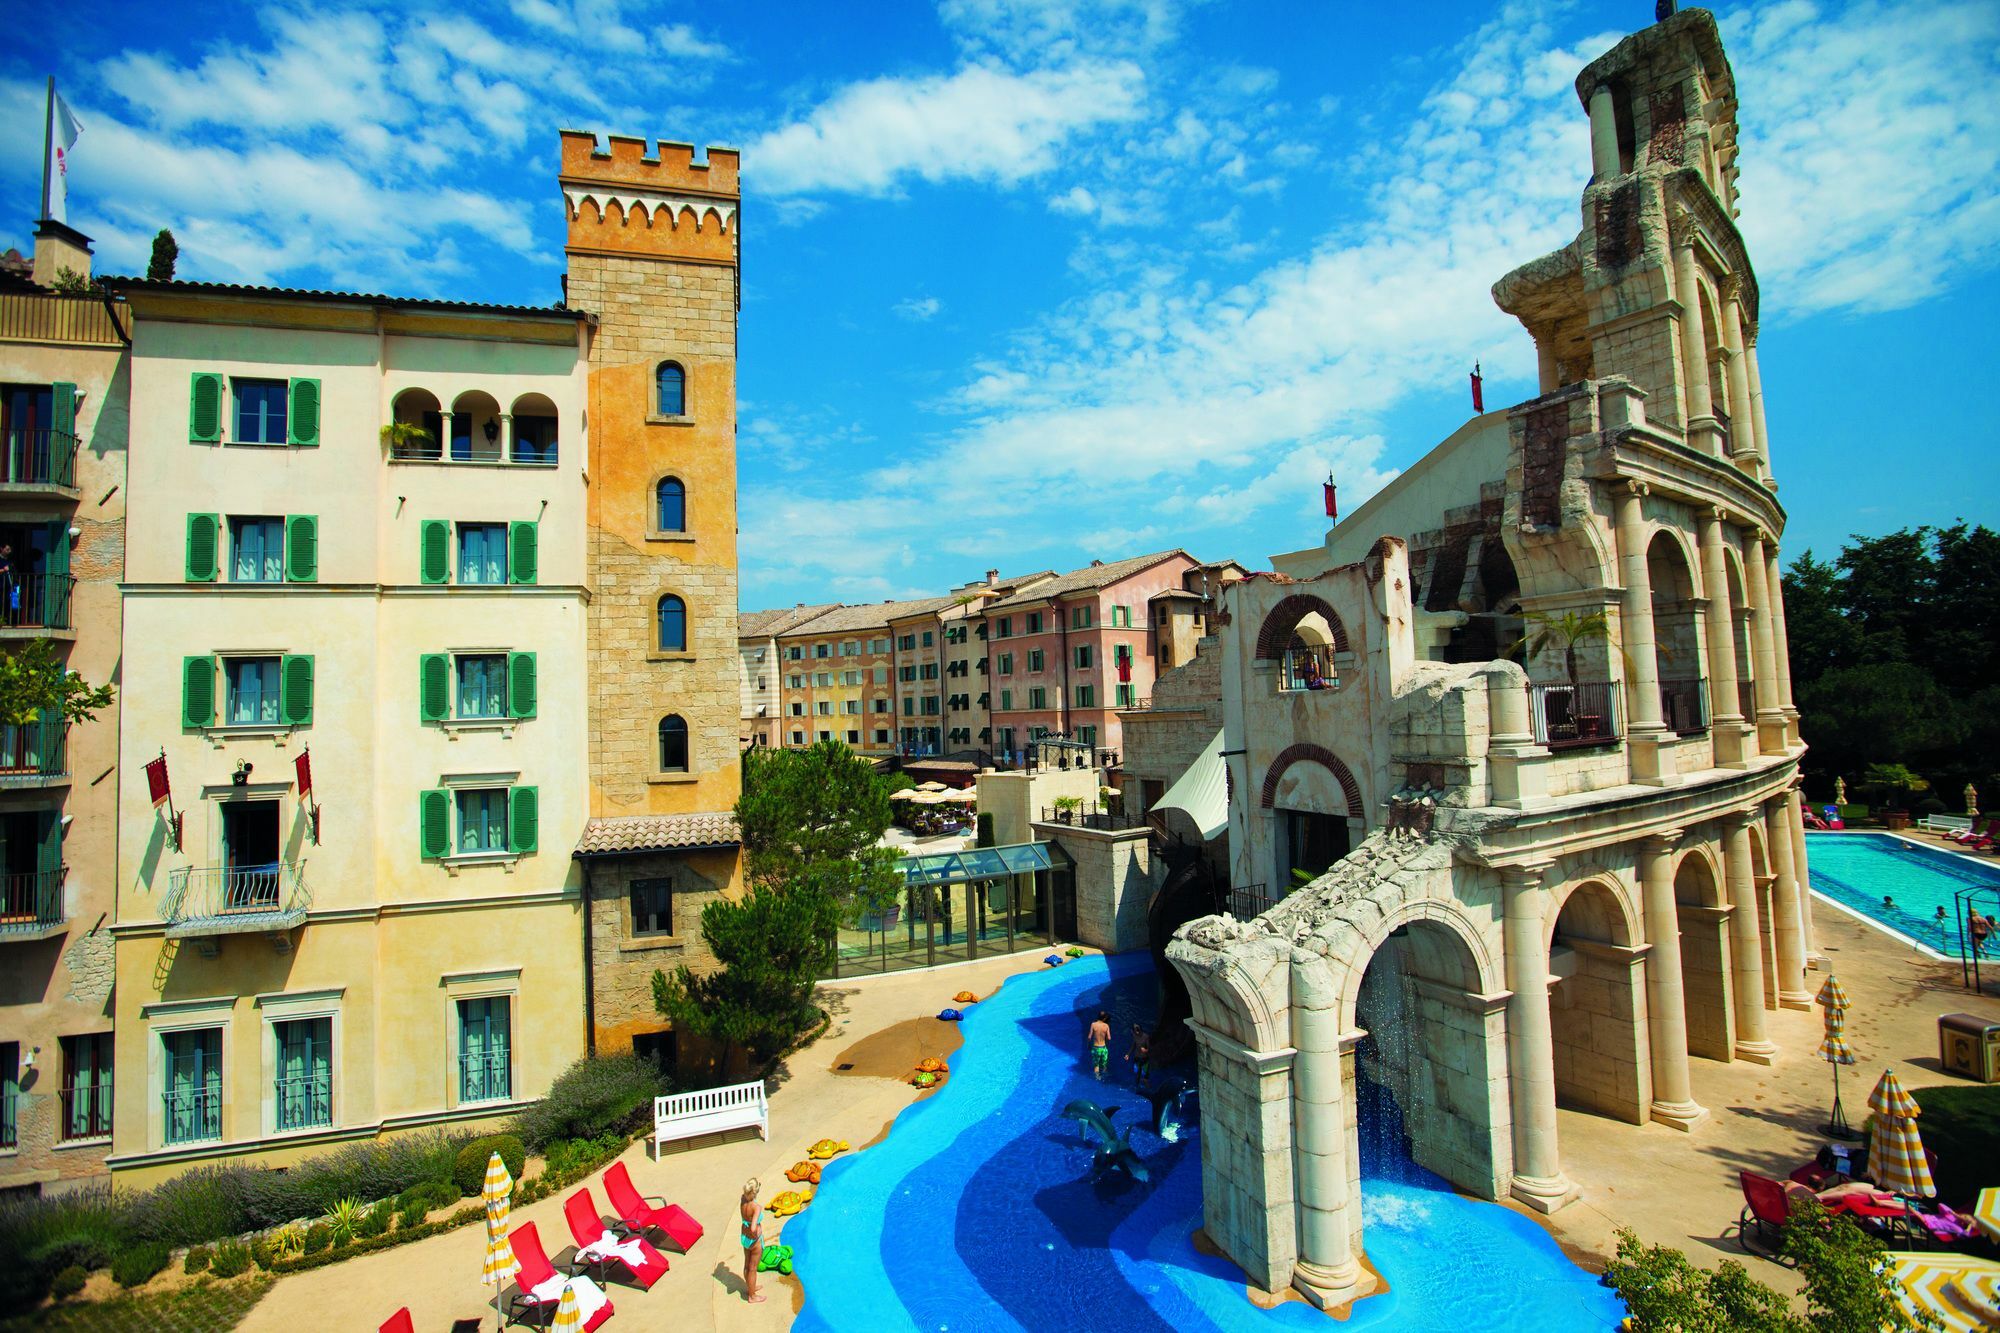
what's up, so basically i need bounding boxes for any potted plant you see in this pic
[1864,763,1926,831]
[1052,795,1082,825]
[380,421,434,458]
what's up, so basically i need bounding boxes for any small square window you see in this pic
[225,656,282,726]
[456,654,507,719]
[457,523,508,584]
[456,788,508,854]
[630,878,674,937]
[229,517,285,583]
[233,379,288,444]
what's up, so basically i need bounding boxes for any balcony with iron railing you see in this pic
[0,572,75,634]
[1279,644,1340,694]
[0,428,79,491]
[1660,677,1709,737]
[163,863,310,940]
[1037,802,1147,832]
[0,717,67,783]
[60,1083,112,1142]
[459,1052,512,1104]
[0,867,65,938]
[1529,681,1622,750]
[274,1070,332,1133]
[162,1086,222,1146]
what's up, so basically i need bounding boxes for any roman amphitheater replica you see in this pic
[1167,9,1813,1311]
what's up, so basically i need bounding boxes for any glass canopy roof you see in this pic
[894,841,1053,886]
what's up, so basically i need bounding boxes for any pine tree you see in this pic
[146,229,178,282]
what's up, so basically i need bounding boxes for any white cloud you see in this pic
[893,296,943,321]
[1049,185,1098,216]
[656,22,734,61]
[748,61,1146,196]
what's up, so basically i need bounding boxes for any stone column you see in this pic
[1484,660,1544,809]
[1765,798,1810,1007]
[1787,787,1821,963]
[1638,832,1707,1130]
[1741,528,1787,753]
[1722,813,1776,1063]
[1613,482,1669,784]
[1764,542,1799,741]
[1588,85,1621,180]
[500,412,515,461]
[1536,337,1560,394]
[1672,230,1720,455]
[1745,333,1774,482]
[1718,279,1762,479]
[438,410,455,459]
[1289,955,1365,1310]
[1187,1021,1299,1293]
[1502,862,1577,1212]
[1696,508,1748,767]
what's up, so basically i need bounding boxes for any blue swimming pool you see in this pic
[786,953,1623,1332]
[1806,833,2000,955]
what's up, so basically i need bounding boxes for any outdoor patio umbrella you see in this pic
[1972,1187,2000,1244]
[1866,1069,1935,1198]
[481,1150,518,1331]
[551,1281,585,1333]
[1884,1252,2000,1333]
[1815,974,1858,1139]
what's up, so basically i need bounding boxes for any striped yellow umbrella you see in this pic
[550,1280,584,1333]
[481,1151,518,1330]
[1866,1069,1934,1198]
[1887,1253,2000,1333]
[1973,1186,2000,1244]
[1814,975,1858,1137]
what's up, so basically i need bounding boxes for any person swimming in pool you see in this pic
[740,1178,766,1304]
[1126,1022,1151,1091]
[1087,1010,1111,1081]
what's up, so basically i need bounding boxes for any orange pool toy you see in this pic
[785,1160,822,1184]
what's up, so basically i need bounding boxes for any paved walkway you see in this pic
[239,949,1055,1333]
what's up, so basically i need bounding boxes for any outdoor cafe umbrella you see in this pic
[1885,1252,2000,1333]
[551,1280,585,1333]
[1867,1068,1935,1198]
[481,1150,518,1331]
[1972,1187,2000,1244]
[1815,974,1858,1139]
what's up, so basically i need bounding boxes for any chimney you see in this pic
[1090,559,1104,567]
[31,220,93,289]
[985,569,999,585]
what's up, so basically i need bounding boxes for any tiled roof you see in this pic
[984,549,1192,611]
[781,595,959,637]
[739,603,840,639]
[575,812,740,856]
[99,277,588,322]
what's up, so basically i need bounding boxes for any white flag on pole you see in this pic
[46,92,82,225]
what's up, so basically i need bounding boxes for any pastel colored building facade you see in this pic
[0,223,127,1191]
[1168,11,1816,1311]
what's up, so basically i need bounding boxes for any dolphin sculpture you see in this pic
[1147,1080,1200,1141]
[1061,1099,1150,1183]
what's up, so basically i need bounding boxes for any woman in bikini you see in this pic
[740,1178,766,1304]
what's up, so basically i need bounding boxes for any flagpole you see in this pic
[40,76,55,223]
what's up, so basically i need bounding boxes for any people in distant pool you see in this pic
[1882,895,1895,913]
[1087,1010,1111,1081]
[1127,1023,1151,1090]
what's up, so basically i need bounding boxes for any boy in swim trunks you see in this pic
[1087,1010,1111,1081]
[1127,1023,1151,1090]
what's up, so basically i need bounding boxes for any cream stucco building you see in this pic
[1167,10,1815,1310]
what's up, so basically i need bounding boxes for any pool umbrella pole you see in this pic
[1815,975,1859,1140]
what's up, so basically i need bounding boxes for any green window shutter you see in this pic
[284,515,318,582]
[419,654,451,723]
[37,808,62,877]
[287,379,321,446]
[420,520,449,585]
[420,789,451,859]
[51,382,77,436]
[185,513,220,582]
[182,656,214,728]
[189,372,223,442]
[507,652,537,719]
[507,522,538,585]
[508,786,538,855]
[280,655,314,726]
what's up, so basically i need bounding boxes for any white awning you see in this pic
[1153,728,1228,841]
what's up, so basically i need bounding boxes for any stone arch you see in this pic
[1177,936,1289,1054]
[1334,896,1504,1032]
[1254,593,1350,660]
[1646,527,1703,731]
[1259,744,1363,818]
[1673,848,1732,1061]
[1546,869,1641,950]
[1548,875,1649,1122]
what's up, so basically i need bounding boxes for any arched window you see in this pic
[656,362,686,417]
[658,715,689,772]
[657,594,688,652]
[656,477,686,533]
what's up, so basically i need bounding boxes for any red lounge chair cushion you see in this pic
[380,1310,415,1333]
[566,1188,668,1290]
[655,1202,704,1253]
[511,1221,559,1294]
[604,1161,704,1252]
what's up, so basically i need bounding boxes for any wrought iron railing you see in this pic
[1660,678,1709,736]
[274,1070,332,1132]
[163,863,310,937]
[162,1086,222,1145]
[0,868,64,933]
[1,428,78,488]
[0,717,67,777]
[60,1083,112,1141]
[1279,643,1339,693]
[459,1052,511,1104]
[1038,803,1146,831]
[0,572,75,631]
[1227,882,1281,918]
[1529,682,1622,749]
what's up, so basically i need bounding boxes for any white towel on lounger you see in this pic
[528,1272,609,1322]
[576,1234,650,1269]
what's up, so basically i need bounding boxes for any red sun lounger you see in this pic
[603,1159,705,1253]
[565,1188,669,1291]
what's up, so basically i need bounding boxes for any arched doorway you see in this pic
[1673,852,1732,1061]
[1352,919,1506,1196]
[450,390,503,462]
[1261,746,1363,893]
[1548,879,1649,1123]
[1646,532,1703,734]
[389,387,442,459]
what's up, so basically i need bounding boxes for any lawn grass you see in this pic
[1911,1082,2000,1205]
[0,1276,271,1333]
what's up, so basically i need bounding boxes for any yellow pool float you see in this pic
[766,1189,813,1216]
[808,1138,850,1160]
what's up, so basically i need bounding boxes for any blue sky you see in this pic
[5,0,1997,610]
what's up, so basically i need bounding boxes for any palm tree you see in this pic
[1517,609,1611,687]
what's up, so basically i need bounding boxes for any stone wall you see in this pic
[1042,823,1155,953]
[1550,940,1651,1123]
[585,846,736,1055]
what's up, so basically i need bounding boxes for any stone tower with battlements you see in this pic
[561,132,745,1058]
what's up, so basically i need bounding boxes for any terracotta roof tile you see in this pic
[575,812,740,856]
[984,549,1193,611]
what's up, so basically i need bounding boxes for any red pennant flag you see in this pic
[295,749,312,798]
[1323,477,1337,520]
[144,753,171,807]
[1470,361,1485,414]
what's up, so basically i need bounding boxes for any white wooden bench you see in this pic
[650,1081,768,1159]
[1921,814,1973,834]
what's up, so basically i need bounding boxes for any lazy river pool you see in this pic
[784,952,1623,1332]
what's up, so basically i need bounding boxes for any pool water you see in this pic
[786,952,1623,1332]
[1806,833,2000,955]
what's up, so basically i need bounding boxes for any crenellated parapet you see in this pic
[559,130,740,266]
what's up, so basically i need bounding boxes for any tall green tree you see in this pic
[146,229,179,282]
[651,878,841,1070]
[737,740,895,889]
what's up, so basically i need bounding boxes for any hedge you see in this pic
[453,1136,526,1197]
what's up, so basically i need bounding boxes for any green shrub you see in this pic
[453,1135,526,1196]
[50,1265,89,1300]
[301,1223,332,1255]
[357,1203,393,1239]
[0,1182,132,1315]
[128,1163,253,1247]
[249,1236,277,1271]
[544,1132,627,1178]
[184,1244,213,1274]
[511,1055,667,1151]
[396,1202,429,1230]
[1916,796,1949,815]
[210,1241,252,1278]
[112,1240,172,1288]
[1838,803,1871,821]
